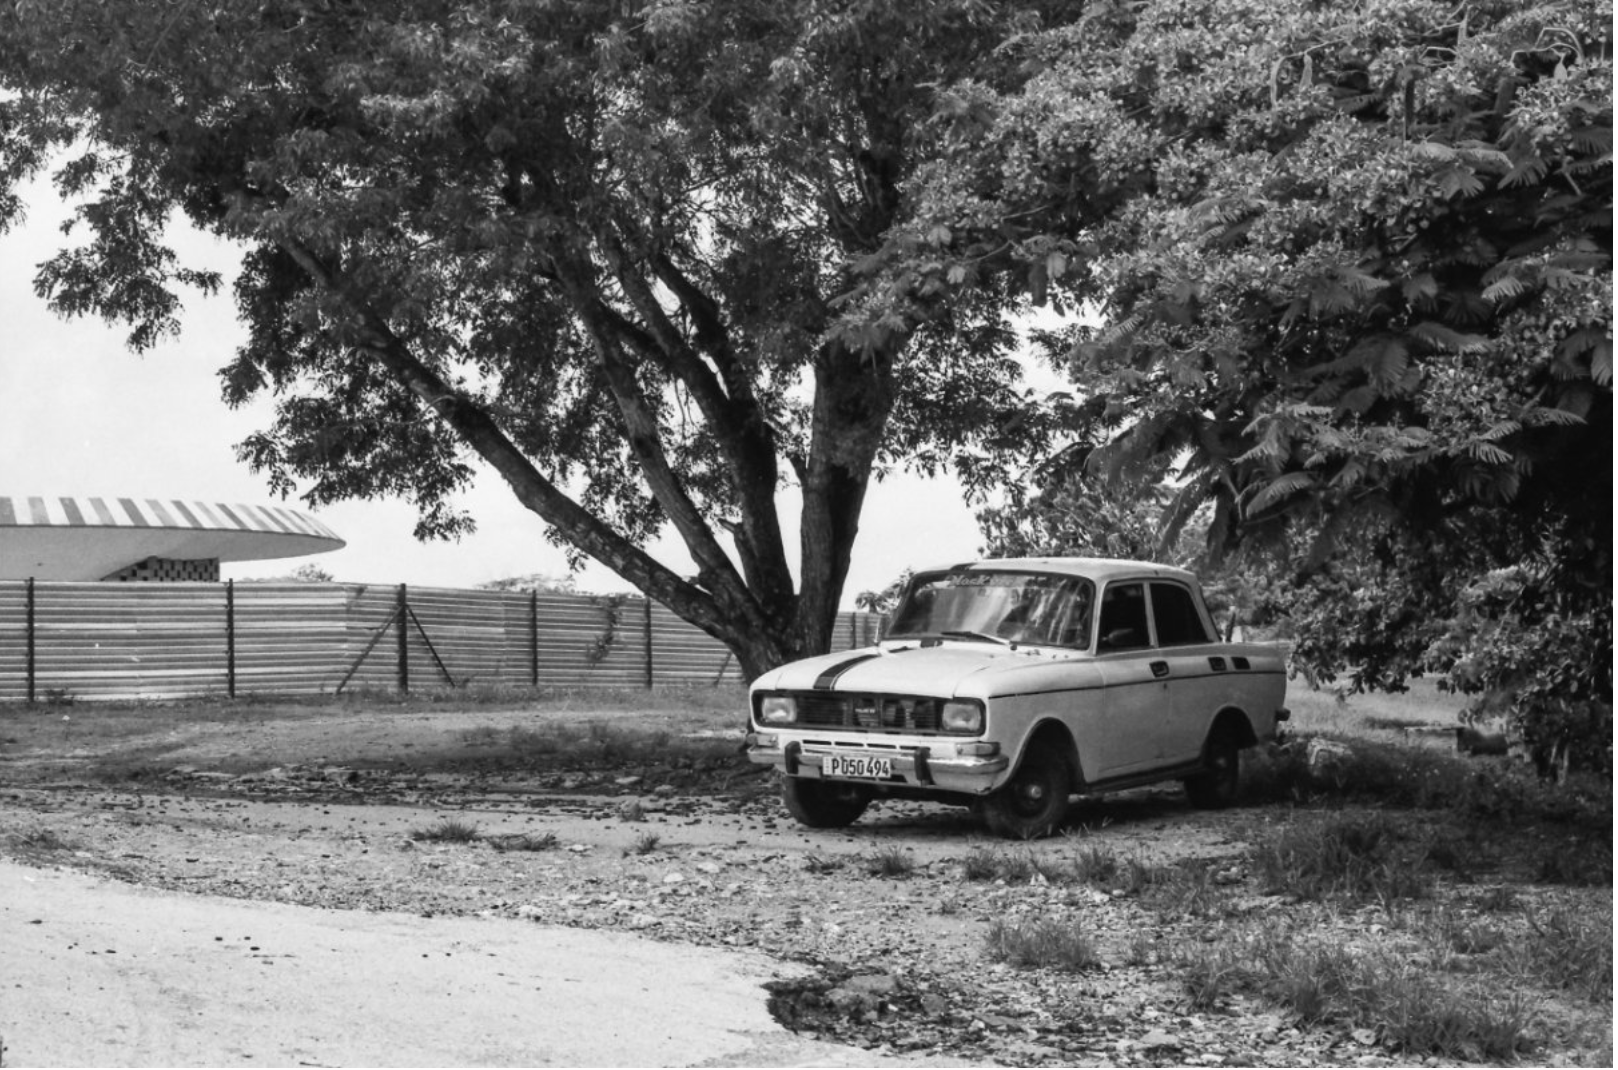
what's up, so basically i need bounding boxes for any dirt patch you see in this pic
[1,697,1610,1067]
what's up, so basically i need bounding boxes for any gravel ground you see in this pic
[1,703,1609,1067]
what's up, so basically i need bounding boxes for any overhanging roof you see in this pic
[0,495,345,580]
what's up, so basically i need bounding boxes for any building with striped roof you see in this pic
[0,495,344,581]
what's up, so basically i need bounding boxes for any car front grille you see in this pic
[795,693,944,733]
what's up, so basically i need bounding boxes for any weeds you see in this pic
[409,818,482,844]
[1523,898,1613,1002]
[486,831,559,852]
[1186,927,1538,1060]
[1178,943,1247,1009]
[865,845,916,878]
[961,845,1001,881]
[1254,813,1431,904]
[626,831,662,856]
[1069,843,1121,886]
[985,917,1099,972]
[14,828,76,851]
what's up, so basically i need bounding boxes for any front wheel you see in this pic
[1183,728,1241,809]
[782,777,871,828]
[983,747,1070,839]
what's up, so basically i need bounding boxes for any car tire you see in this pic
[1184,727,1241,809]
[782,777,872,828]
[983,747,1070,839]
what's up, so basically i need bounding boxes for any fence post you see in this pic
[226,579,237,698]
[643,598,654,690]
[529,590,539,687]
[396,583,410,693]
[25,577,36,705]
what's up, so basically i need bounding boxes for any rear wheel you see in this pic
[782,777,872,828]
[983,747,1070,839]
[1184,727,1241,809]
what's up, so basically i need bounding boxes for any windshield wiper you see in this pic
[941,630,1011,646]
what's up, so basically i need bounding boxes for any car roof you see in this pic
[933,557,1200,585]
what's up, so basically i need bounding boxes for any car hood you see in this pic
[753,642,1078,699]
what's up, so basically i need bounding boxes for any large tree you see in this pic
[0,0,1066,678]
[901,0,1612,766]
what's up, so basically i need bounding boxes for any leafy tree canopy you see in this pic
[912,0,1611,768]
[0,0,1075,678]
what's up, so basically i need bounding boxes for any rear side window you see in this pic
[1097,582,1150,650]
[1150,582,1212,645]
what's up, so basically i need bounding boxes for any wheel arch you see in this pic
[1208,706,1258,750]
[1017,718,1083,790]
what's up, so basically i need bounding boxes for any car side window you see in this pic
[1096,582,1150,651]
[1150,582,1212,645]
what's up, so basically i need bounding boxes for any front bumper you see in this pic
[745,733,1010,795]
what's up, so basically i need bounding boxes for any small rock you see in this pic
[614,776,643,787]
[662,871,685,884]
[841,973,899,996]
[1140,1029,1180,1050]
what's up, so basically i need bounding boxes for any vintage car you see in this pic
[745,558,1289,838]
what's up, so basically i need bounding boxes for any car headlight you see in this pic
[941,699,984,733]
[758,695,799,725]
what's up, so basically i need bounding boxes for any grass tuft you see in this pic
[486,831,559,852]
[985,917,1100,972]
[1523,898,1613,1002]
[803,853,844,874]
[1182,927,1538,1060]
[1254,812,1430,904]
[865,844,916,878]
[625,830,662,856]
[410,818,481,844]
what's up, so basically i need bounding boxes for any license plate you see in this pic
[824,754,892,780]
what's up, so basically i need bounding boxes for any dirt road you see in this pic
[2,859,945,1068]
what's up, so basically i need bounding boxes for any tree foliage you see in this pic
[909,0,1612,768]
[0,0,1072,678]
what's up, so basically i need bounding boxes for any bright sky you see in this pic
[1,178,1068,602]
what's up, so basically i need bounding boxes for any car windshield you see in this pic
[886,570,1095,649]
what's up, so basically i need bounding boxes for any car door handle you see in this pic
[1150,660,1170,679]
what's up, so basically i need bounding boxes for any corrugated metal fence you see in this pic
[0,580,886,702]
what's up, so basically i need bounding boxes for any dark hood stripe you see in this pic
[812,652,883,690]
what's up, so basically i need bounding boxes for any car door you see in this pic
[1148,580,1221,764]
[1090,580,1177,776]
